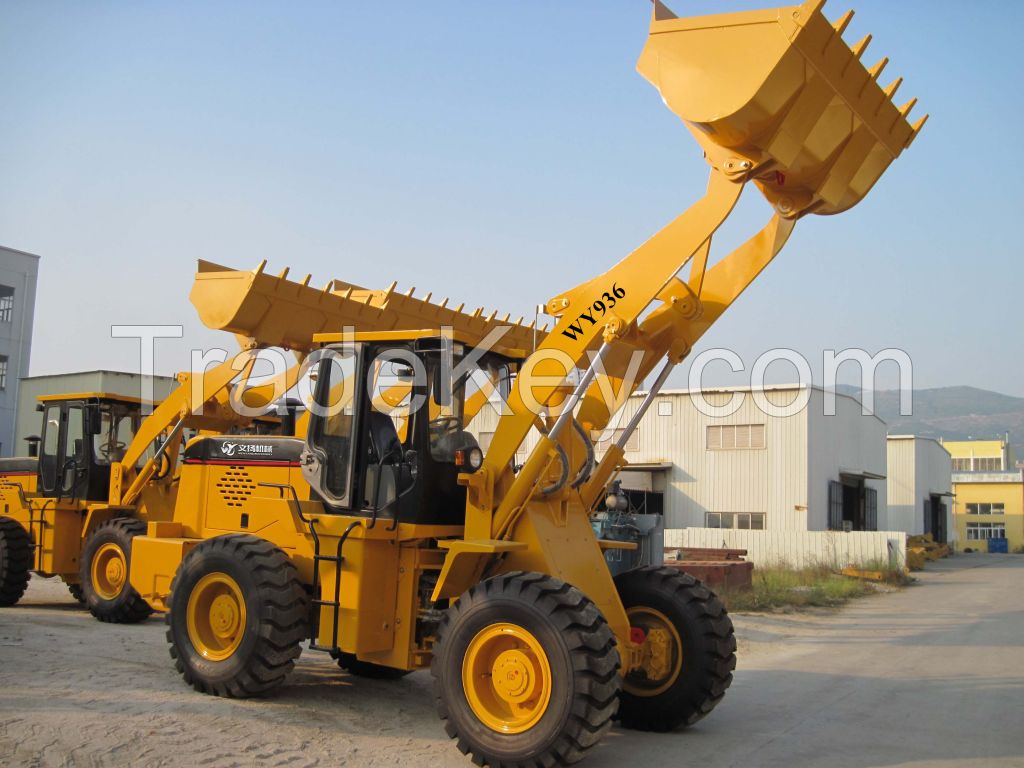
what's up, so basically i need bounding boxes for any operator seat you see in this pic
[364,410,402,513]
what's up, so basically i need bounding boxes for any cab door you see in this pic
[37,401,89,500]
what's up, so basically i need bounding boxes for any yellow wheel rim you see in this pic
[624,606,684,697]
[186,572,247,661]
[462,622,552,734]
[91,542,128,601]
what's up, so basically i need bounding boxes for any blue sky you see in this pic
[1,1,1021,396]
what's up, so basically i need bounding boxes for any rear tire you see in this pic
[0,516,32,607]
[614,566,736,732]
[432,571,620,767]
[166,534,309,698]
[67,582,85,605]
[80,518,153,623]
[332,651,411,679]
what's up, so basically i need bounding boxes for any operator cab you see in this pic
[32,393,150,501]
[302,331,522,526]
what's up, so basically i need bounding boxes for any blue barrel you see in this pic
[988,538,1009,554]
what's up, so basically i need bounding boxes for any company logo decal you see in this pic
[219,441,273,457]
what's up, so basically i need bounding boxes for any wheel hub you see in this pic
[462,623,552,734]
[105,559,124,589]
[624,606,684,697]
[209,594,241,639]
[491,649,539,703]
[91,543,128,600]
[186,572,247,661]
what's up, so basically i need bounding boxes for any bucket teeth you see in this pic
[833,9,854,35]
[851,33,872,58]
[868,57,888,80]
[885,77,903,98]
[899,97,918,117]
[652,0,676,21]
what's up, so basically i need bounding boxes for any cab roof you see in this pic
[36,392,158,406]
[312,329,527,360]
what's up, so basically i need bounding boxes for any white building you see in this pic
[604,385,888,531]
[885,436,953,543]
[475,384,888,532]
[0,246,40,457]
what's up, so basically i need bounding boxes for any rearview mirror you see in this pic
[86,406,104,435]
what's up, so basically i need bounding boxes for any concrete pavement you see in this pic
[1,555,1021,767]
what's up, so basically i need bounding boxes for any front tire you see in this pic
[80,518,153,623]
[432,572,620,767]
[615,566,736,732]
[166,534,309,698]
[0,516,32,607]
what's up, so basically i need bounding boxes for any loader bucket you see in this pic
[638,0,926,217]
[190,260,540,353]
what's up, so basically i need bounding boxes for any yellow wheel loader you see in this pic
[122,2,924,764]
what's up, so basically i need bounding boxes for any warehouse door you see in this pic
[924,495,947,544]
[829,475,876,531]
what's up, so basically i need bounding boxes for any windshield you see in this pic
[428,353,510,463]
[93,404,139,465]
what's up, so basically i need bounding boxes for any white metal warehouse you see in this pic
[885,435,953,542]
[475,384,888,533]
[598,385,888,531]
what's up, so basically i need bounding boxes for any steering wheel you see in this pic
[97,439,127,461]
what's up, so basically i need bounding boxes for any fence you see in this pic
[664,528,907,570]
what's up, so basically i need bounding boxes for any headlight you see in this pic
[467,446,484,470]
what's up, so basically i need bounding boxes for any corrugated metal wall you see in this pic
[886,436,952,537]
[610,389,808,530]
[886,437,917,532]
[473,385,891,533]
[805,388,888,530]
[665,527,907,570]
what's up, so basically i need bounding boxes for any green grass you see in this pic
[718,564,908,612]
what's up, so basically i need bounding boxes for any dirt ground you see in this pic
[2,556,1022,768]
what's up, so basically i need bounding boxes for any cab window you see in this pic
[309,349,359,505]
[39,404,61,492]
[93,407,137,465]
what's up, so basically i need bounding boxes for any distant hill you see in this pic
[835,385,1024,459]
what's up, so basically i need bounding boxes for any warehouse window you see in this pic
[973,457,1003,471]
[707,424,765,450]
[951,458,971,472]
[657,400,673,417]
[966,502,1005,515]
[705,512,765,530]
[0,286,12,323]
[966,522,1006,540]
[0,355,7,390]
[593,429,639,454]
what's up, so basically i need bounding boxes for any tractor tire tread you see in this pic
[166,533,308,698]
[614,566,736,732]
[0,517,32,607]
[432,571,621,768]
